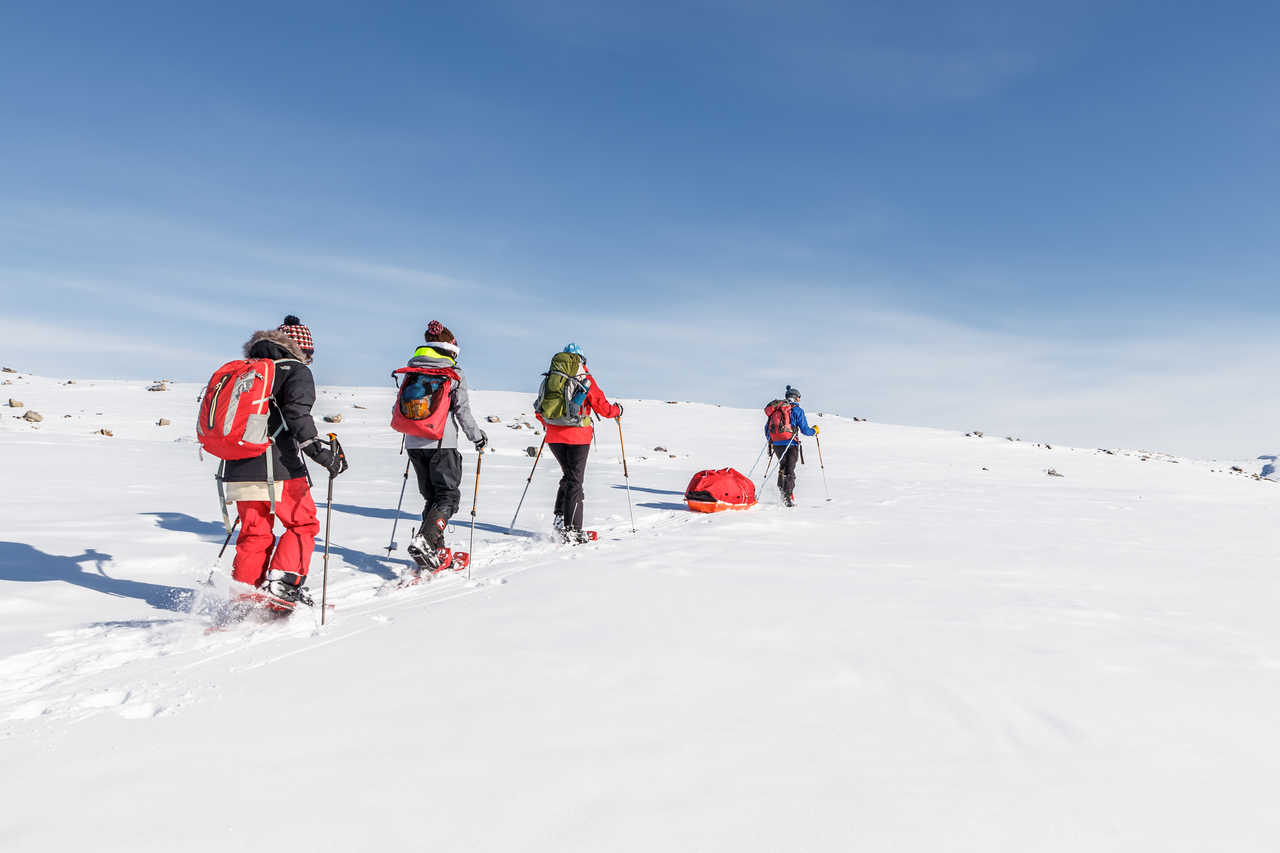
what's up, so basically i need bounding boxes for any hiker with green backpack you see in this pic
[534,343,623,543]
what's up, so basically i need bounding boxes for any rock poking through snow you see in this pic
[7,399,22,408]
[486,415,502,423]
[22,411,43,423]
[157,418,171,427]
[323,414,343,424]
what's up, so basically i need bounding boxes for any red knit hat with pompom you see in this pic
[278,315,314,354]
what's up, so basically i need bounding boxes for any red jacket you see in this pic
[537,369,621,445]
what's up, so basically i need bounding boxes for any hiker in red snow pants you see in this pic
[231,477,320,585]
[220,318,346,610]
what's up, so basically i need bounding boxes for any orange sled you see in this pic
[684,467,756,513]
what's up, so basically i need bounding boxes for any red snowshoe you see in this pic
[404,543,470,585]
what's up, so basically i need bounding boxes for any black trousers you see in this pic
[408,448,462,547]
[772,442,800,495]
[548,442,590,530]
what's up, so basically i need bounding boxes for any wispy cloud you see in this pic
[0,314,206,366]
[772,44,1039,103]
[3,202,1272,460]
[496,0,1063,105]
[0,201,511,317]
[533,296,1275,459]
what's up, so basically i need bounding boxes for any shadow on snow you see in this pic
[330,503,415,522]
[452,519,540,539]
[324,504,540,539]
[139,512,399,581]
[611,484,684,497]
[0,541,194,613]
[637,501,689,512]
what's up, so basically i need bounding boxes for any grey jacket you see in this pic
[403,343,486,451]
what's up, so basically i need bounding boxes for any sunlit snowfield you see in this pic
[2,372,1278,851]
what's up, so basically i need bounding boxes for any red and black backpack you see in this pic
[764,400,795,443]
[197,358,278,460]
[197,357,293,531]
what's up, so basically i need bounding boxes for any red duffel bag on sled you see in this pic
[685,467,757,513]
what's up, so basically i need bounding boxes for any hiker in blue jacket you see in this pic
[763,385,818,507]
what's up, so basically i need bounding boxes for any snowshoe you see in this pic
[260,570,305,613]
[407,538,444,572]
[204,588,293,633]
[407,531,438,569]
[403,542,465,585]
[560,528,598,545]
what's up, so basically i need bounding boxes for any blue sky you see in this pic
[2,1,1278,457]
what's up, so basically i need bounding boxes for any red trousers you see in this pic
[231,477,320,586]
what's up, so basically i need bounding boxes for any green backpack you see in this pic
[535,352,593,426]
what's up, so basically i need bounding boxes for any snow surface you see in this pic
[2,372,1280,851]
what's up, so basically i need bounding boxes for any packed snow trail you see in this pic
[3,374,1280,851]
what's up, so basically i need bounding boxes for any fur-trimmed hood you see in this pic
[244,329,307,362]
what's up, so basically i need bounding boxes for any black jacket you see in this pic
[221,330,321,484]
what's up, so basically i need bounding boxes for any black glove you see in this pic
[474,431,488,452]
[614,404,624,419]
[305,435,349,477]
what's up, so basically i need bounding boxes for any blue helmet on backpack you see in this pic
[563,342,585,361]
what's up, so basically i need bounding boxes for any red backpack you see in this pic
[391,366,460,439]
[764,400,795,443]
[197,359,278,460]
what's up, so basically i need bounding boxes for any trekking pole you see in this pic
[746,440,769,478]
[758,435,797,499]
[386,456,411,556]
[206,517,240,584]
[321,433,345,626]
[616,418,637,533]
[467,450,483,579]
[509,435,547,534]
[218,517,240,559]
[759,442,778,487]
[815,434,831,502]
[321,472,334,625]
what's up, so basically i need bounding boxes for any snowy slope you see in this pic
[3,371,1280,851]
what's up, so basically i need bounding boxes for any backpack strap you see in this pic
[265,438,277,517]
[216,460,231,534]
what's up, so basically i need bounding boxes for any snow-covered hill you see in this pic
[3,371,1279,851]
